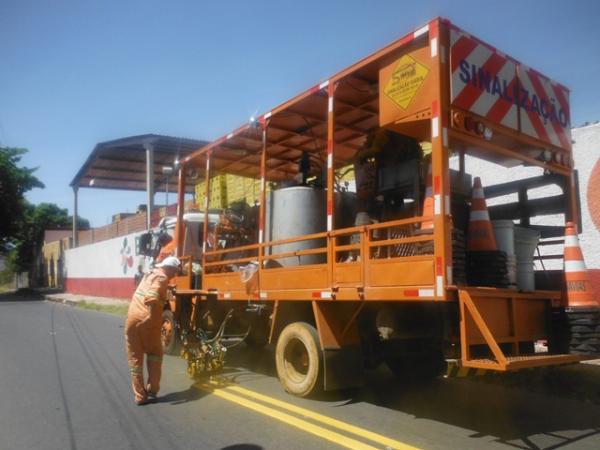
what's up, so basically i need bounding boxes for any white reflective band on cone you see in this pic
[564,235,579,247]
[565,261,587,272]
[470,210,490,221]
[472,188,485,199]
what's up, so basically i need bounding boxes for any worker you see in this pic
[155,232,175,263]
[125,256,180,405]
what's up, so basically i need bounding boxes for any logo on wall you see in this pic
[120,237,134,274]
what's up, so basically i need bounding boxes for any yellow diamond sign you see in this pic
[384,55,430,110]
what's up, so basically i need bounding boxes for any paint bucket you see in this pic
[514,226,541,292]
[493,220,517,289]
[492,220,516,255]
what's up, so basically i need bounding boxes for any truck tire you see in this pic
[275,322,323,397]
[161,310,179,355]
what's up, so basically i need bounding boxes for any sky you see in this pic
[1,0,599,227]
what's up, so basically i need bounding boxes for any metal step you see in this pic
[463,353,584,371]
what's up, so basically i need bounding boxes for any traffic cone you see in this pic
[563,222,599,308]
[467,177,497,251]
[421,163,434,229]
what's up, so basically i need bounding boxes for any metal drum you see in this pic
[266,186,327,266]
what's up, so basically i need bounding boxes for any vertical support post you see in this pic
[258,120,268,266]
[72,186,79,248]
[326,83,335,233]
[175,165,186,258]
[568,171,579,233]
[429,19,453,298]
[326,81,335,286]
[518,186,530,227]
[202,152,212,272]
[145,143,155,230]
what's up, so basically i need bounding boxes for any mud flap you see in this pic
[323,346,364,391]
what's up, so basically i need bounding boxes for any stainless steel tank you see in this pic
[265,186,326,266]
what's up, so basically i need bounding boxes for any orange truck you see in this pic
[143,17,599,396]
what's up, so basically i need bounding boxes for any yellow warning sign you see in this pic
[384,55,430,110]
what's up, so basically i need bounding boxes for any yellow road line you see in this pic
[215,382,419,450]
[196,382,379,450]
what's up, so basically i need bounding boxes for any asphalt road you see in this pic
[1,293,600,450]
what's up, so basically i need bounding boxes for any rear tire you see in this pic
[275,322,323,397]
[161,310,179,355]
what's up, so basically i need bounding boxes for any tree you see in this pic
[0,147,44,252]
[8,203,90,273]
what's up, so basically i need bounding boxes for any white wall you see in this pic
[65,231,151,279]
[573,123,600,270]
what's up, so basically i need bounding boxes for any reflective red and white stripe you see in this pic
[450,28,518,130]
[404,288,435,298]
[519,67,571,149]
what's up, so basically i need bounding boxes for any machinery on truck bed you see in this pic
[140,18,599,396]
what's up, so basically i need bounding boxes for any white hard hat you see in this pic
[156,256,181,269]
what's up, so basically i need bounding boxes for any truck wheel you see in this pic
[275,322,323,397]
[161,310,179,355]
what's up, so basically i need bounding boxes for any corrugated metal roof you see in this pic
[70,134,208,192]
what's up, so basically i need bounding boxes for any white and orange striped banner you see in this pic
[450,25,571,151]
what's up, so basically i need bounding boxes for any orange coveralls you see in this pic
[125,268,168,403]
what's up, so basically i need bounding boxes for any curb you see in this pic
[45,295,78,307]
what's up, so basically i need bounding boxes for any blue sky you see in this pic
[1,0,599,226]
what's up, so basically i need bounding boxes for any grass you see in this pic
[75,300,129,317]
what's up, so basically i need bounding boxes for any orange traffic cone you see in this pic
[467,177,497,251]
[564,222,599,308]
[421,163,434,229]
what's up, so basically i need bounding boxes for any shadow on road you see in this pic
[218,344,600,450]
[0,289,47,302]
[159,385,209,405]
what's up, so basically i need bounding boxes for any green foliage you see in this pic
[1,146,90,273]
[0,147,44,251]
[8,203,90,273]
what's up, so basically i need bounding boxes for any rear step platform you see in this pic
[458,288,587,372]
[463,354,582,371]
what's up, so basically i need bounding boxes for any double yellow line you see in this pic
[195,380,419,450]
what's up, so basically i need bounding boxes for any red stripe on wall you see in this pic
[65,278,135,300]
